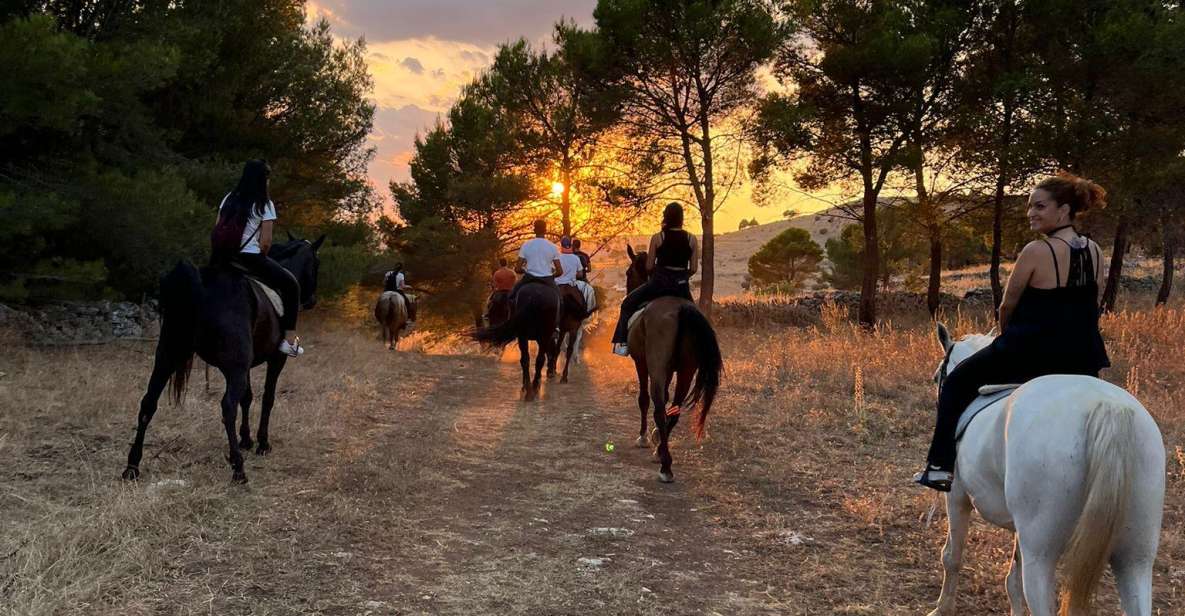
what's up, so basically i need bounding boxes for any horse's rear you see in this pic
[471,282,559,400]
[629,296,722,483]
[940,375,1164,616]
[375,291,407,350]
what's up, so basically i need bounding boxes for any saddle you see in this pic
[955,384,1021,442]
[559,284,589,320]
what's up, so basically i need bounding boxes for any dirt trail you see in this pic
[278,325,780,615]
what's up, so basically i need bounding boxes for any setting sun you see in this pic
[551,181,565,196]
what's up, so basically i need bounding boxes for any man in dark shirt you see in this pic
[572,238,592,281]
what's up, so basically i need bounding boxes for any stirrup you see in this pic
[912,467,952,492]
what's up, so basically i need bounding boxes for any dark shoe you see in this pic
[912,467,953,492]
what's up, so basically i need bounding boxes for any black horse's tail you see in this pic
[159,261,202,404]
[677,303,722,442]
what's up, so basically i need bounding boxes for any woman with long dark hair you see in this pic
[213,160,304,357]
[610,202,700,356]
[914,172,1110,491]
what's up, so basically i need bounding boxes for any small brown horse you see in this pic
[374,291,409,350]
[624,246,722,483]
[549,285,590,383]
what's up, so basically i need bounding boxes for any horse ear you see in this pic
[286,230,296,242]
[310,234,326,251]
[626,244,636,261]
[936,322,953,353]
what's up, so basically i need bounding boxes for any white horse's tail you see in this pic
[1059,401,1137,616]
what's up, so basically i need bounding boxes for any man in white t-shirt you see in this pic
[556,236,584,287]
[510,220,562,301]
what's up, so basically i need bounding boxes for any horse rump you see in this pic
[676,302,722,441]
[159,261,202,404]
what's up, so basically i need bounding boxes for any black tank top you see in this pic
[655,229,692,270]
[996,235,1109,373]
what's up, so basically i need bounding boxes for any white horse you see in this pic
[928,324,1164,616]
[374,291,408,350]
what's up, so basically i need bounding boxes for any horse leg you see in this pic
[123,352,174,480]
[220,368,249,483]
[560,328,576,383]
[518,336,532,400]
[634,359,650,448]
[649,372,673,482]
[927,486,972,616]
[1005,537,1024,616]
[238,383,254,450]
[1112,557,1153,615]
[532,339,547,397]
[1017,542,1058,616]
[255,355,286,455]
[667,366,694,435]
[546,331,559,378]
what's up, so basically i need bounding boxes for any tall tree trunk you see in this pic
[990,177,1006,314]
[1157,221,1175,305]
[1101,216,1128,313]
[991,3,1018,315]
[927,227,942,317]
[859,189,879,327]
[560,156,572,238]
[700,211,715,317]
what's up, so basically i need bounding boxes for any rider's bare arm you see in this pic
[999,241,1040,331]
[646,233,660,273]
[688,234,700,276]
[259,220,274,255]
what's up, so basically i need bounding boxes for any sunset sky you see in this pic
[306,0,832,232]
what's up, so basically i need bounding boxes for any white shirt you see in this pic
[518,237,560,277]
[385,271,406,290]
[219,193,277,255]
[556,253,583,285]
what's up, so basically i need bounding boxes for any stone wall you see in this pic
[0,301,160,344]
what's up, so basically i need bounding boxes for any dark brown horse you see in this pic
[549,284,591,383]
[623,245,722,483]
[122,236,323,483]
[471,282,559,401]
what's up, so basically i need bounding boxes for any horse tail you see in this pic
[677,303,722,442]
[159,261,202,405]
[1059,401,1137,616]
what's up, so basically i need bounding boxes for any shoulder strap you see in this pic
[1042,239,1061,288]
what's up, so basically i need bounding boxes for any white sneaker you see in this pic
[612,343,630,357]
[279,339,304,357]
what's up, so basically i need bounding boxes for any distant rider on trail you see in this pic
[383,263,417,327]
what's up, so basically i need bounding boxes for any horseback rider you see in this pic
[572,238,592,281]
[611,202,700,356]
[483,258,517,324]
[914,172,1111,492]
[510,219,562,303]
[213,160,303,358]
[383,262,416,326]
[557,235,588,320]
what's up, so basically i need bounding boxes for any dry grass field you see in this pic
[1,290,1183,614]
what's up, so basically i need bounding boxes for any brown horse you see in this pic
[623,245,722,483]
[549,284,591,383]
[374,291,409,350]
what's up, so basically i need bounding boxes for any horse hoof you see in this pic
[121,466,140,481]
[560,376,569,384]
[635,436,647,448]
[231,471,248,484]
[658,471,675,484]
[239,437,254,450]
[255,443,271,456]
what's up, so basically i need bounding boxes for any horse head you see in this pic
[625,245,649,294]
[275,234,325,309]
[933,323,994,386]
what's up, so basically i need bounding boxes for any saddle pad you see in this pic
[247,277,284,318]
[574,280,597,313]
[955,385,1020,442]
[626,302,649,332]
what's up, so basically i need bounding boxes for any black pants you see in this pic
[926,342,1097,471]
[511,274,556,299]
[235,253,299,331]
[611,269,693,344]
